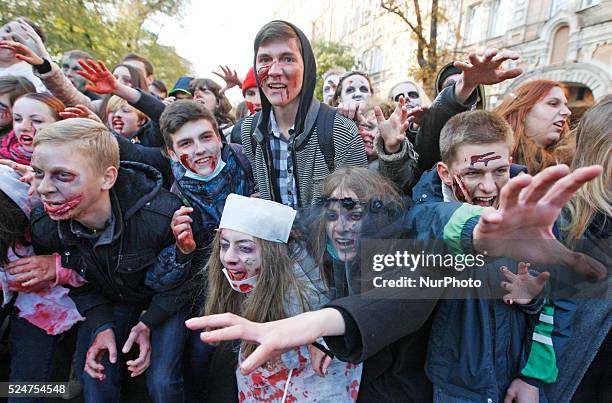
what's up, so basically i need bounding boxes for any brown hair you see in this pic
[17,17,46,44]
[62,49,91,61]
[0,191,28,265]
[159,100,220,150]
[330,71,374,107]
[122,53,155,77]
[203,231,309,357]
[495,80,570,174]
[439,110,514,165]
[33,118,119,174]
[189,78,235,126]
[0,75,35,106]
[564,95,612,246]
[254,20,300,49]
[15,93,65,120]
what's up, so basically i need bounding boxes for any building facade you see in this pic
[458,0,612,113]
[273,0,612,111]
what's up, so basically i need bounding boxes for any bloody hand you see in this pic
[77,59,118,94]
[171,206,196,254]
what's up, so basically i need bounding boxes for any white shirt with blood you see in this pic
[0,244,83,335]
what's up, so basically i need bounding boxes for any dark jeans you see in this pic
[79,302,189,403]
[183,330,215,403]
[8,309,58,403]
[571,349,612,403]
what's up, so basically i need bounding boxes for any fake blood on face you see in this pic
[257,65,270,84]
[43,195,84,216]
[469,152,501,167]
[180,154,196,172]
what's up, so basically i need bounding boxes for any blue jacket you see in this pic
[411,168,575,402]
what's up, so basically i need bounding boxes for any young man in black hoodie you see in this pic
[17,118,201,402]
[240,20,371,208]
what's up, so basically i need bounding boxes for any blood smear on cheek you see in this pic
[180,154,196,172]
[257,66,270,84]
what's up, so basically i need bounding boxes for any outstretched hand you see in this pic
[0,39,43,65]
[59,105,103,124]
[500,262,550,305]
[77,59,118,94]
[186,308,346,374]
[405,105,430,126]
[212,65,243,94]
[474,164,607,279]
[12,18,50,60]
[453,48,523,104]
[455,48,523,87]
[375,95,410,154]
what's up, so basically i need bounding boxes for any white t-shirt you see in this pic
[0,61,47,93]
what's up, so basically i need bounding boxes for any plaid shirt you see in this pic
[268,111,298,208]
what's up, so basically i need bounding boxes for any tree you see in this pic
[381,0,457,97]
[0,0,192,85]
[312,41,356,101]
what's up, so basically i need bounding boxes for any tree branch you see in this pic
[380,0,429,47]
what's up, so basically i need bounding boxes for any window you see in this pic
[465,3,485,44]
[580,0,600,9]
[550,25,570,64]
[489,0,512,37]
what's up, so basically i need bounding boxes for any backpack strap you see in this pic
[315,103,337,172]
[248,112,261,156]
[227,143,254,183]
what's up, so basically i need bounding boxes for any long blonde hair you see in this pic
[564,95,612,246]
[203,230,308,356]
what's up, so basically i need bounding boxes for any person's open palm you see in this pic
[77,59,117,94]
[455,48,523,87]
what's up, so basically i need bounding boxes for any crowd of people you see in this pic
[0,16,609,403]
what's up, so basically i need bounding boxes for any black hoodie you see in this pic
[242,21,368,207]
[253,20,317,136]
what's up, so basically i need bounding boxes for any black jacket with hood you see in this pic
[240,20,369,208]
[30,161,203,331]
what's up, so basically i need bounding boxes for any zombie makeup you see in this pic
[244,87,261,114]
[324,189,365,263]
[61,57,87,92]
[30,143,109,224]
[170,119,222,177]
[12,98,59,153]
[219,229,262,291]
[358,110,379,160]
[340,74,371,104]
[322,74,340,104]
[108,104,143,138]
[255,38,304,107]
[524,87,571,148]
[445,143,511,207]
[390,82,422,109]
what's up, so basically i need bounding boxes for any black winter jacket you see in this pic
[30,162,202,331]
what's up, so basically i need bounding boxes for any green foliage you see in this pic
[0,0,192,86]
[312,41,355,101]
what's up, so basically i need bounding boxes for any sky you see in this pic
[147,0,282,104]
